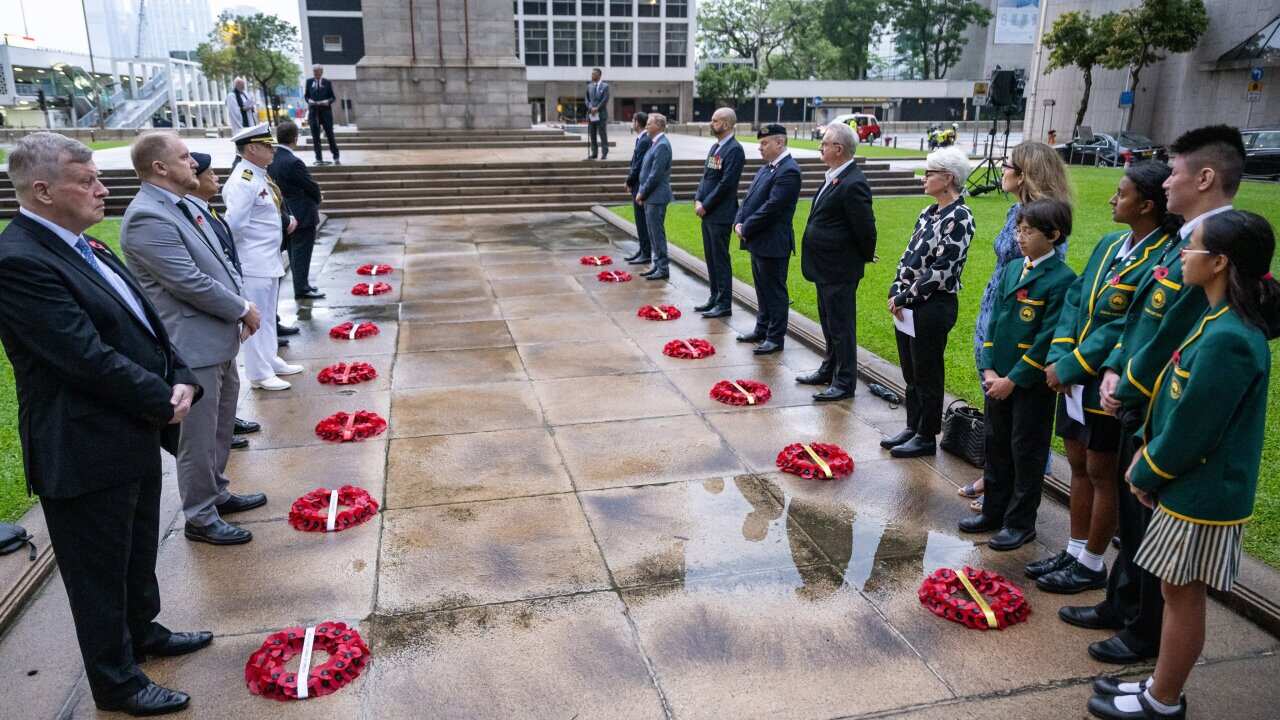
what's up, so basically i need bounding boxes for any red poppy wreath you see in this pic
[662,338,716,359]
[918,566,1031,631]
[288,486,380,533]
[317,362,378,386]
[314,411,387,442]
[356,263,394,276]
[597,270,632,282]
[244,621,370,701]
[580,255,613,266]
[710,379,772,406]
[775,442,854,479]
[351,282,392,296]
[329,321,380,340]
[637,304,682,321]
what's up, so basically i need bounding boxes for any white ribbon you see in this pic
[367,282,375,296]
[326,489,339,532]
[348,324,359,340]
[296,625,317,699]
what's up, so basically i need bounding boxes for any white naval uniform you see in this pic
[222,159,289,382]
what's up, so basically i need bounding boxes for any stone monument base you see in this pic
[355,56,531,130]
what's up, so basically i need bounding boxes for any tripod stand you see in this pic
[966,108,1014,196]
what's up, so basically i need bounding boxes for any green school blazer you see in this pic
[979,253,1076,387]
[1047,229,1169,411]
[1129,304,1271,524]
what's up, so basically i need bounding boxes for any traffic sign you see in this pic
[775,98,785,107]
[1252,67,1264,82]
[813,96,822,107]
[1119,90,1134,108]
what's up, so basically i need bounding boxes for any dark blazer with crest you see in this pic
[800,160,877,285]
[0,213,200,498]
[734,153,803,258]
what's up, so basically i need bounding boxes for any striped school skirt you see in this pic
[1134,508,1244,592]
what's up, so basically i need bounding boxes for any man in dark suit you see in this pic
[304,64,341,165]
[585,68,610,160]
[624,111,652,265]
[269,120,325,299]
[694,107,746,318]
[635,112,673,280]
[797,122,876,401]
[733,123,802,355]
[0,133,210,716]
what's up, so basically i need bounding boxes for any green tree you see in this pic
[886,0,993,79]
[697,0,801,126]
[197,11,302,126]
[820,0,886,80]
[696,63,762,106]
[1102,0,1209,127]
[1042,11,1119,137]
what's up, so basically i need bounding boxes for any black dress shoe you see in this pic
[988,526,1037,551]
[889,434,936,458]
[1059,604,1124,631]
[1094,675,1150,696]
[644,272,669,281]
[812,386,853,402]
[958,514,1001,533]
[277,324,300,336]
[295,290,326,300]
[215,492,268,515]
[624,252,642,262]
[737,332,763,344]
[1089,634,1156,665]
[627,256,652,265]
[136,631,213,661]
[234,417,261,434]
[1087,690,1185,719]
[184,518,252,545]
[640,266,658,276]
[277,337,290,348]
[880,428,916,449]
[231,435,249,450]
[753,340,782,355]
[1026,549,1075,579]
[694,300,715,312]
[701,307,732,319]
[96,682,190,716]
[795,370,834,386]
[1036,558,1108,594]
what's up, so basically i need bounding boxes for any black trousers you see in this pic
[631,197,651,259]
[1101,424,1164,654]
[41,473,169,704]
[702,221,733,310]
[288,224,317,296]
[815,281,859,390]
[894,292,958,437]
[309,106,339,161]
[749,253,789,343]
[982,383,1055,531]
[588,120,609,158]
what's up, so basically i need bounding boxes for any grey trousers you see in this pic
[177,360,239,525]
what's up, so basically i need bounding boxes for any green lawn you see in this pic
[740,137,928,159]
[610,167,1280,567]
[88,140,132,152]
[0,218,122,523]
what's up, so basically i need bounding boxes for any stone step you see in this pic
[295,139,594,150]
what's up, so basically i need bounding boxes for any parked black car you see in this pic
[1242,128,1280,181]
[1055,131,1167,167]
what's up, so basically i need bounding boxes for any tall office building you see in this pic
[81,0,215,60]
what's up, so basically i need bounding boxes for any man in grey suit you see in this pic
[585,68,609,160]
[635,112,672,281]
[121,132,267,547]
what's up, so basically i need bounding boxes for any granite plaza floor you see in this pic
[1,212,1277,719]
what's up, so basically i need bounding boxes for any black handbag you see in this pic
[0,523,36,562]
[940,399,986,468]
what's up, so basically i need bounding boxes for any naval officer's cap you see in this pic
[232,122,275,148]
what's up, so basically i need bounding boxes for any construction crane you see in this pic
[135,0,148,58]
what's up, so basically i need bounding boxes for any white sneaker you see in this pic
[251,375,292,391]
[273,362,305,376]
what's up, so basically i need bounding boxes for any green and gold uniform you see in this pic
[979,253,1078,385]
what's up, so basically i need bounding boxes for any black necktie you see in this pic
[176,201,240,274]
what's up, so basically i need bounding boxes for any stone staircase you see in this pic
[0,158,921,219]
[299,127,604,150]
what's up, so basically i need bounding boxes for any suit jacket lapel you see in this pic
[147,186,240,291]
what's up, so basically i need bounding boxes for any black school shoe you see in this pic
[1087,691,1185,719]
[1025,550,1074,579]
[880,428,915,449]
[1036,558,1107,594]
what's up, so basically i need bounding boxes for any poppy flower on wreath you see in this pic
[775,442,854,479]
[598,270,632,282]
[710,379,772,406]
[356,263,395,276]
[317,362,378,386]
[580,255,613,266]
[329,321,380,340]
[288,486,380,533]
[637,304,682,321]
[1153,266,1169,281]
[351,282,392,296]
[918,566,1031,631]
[245,621,370,701]
[314,411,387,442]
[662,338,716,359]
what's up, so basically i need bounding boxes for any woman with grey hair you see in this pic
[881,146,976,458]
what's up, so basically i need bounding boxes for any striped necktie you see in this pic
[1019,259,1032,281]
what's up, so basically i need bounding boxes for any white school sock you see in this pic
[1066,538,1086,558]
[1115,677,1151,695]
[1127,689,1181,715]
[1079,548,1106,572]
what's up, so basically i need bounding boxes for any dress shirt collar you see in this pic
[824,158,856,183]
[1025,249,1056,268]
[185,195,212,213]
[769,150,792,168]
[1178,204,1233,241]
[145,181,185,207]
[19,207,83,248]
[651,132,666,144]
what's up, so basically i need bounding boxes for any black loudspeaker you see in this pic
[989,70,1018,108]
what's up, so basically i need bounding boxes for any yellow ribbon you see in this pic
[729,380,755,405]
[649,305,668,320]
[955,569,998,628]
[801,443,832,478]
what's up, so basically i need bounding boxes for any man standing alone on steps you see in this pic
[304,65,341,165]
[585,68,610,161]
[693,107,745,318]
[225,78,256,134]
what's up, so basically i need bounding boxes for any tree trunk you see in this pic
[751,53,761,129]
[1074,66,1093,138]
[1124,62,1146,132]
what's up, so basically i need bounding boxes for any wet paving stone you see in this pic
[553,415,745,491]
[397,319,514,353]
[705,403,893,472]
[390,382,543,437]
[235,390,392,450]
[534,372,695,426]
[399,297,503,323]
[392,347,528,389]
[224,442,387,524]
[518,338,654,380]
[498,291,602,318]
[506,312,626,344]
[385,428,572,507]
